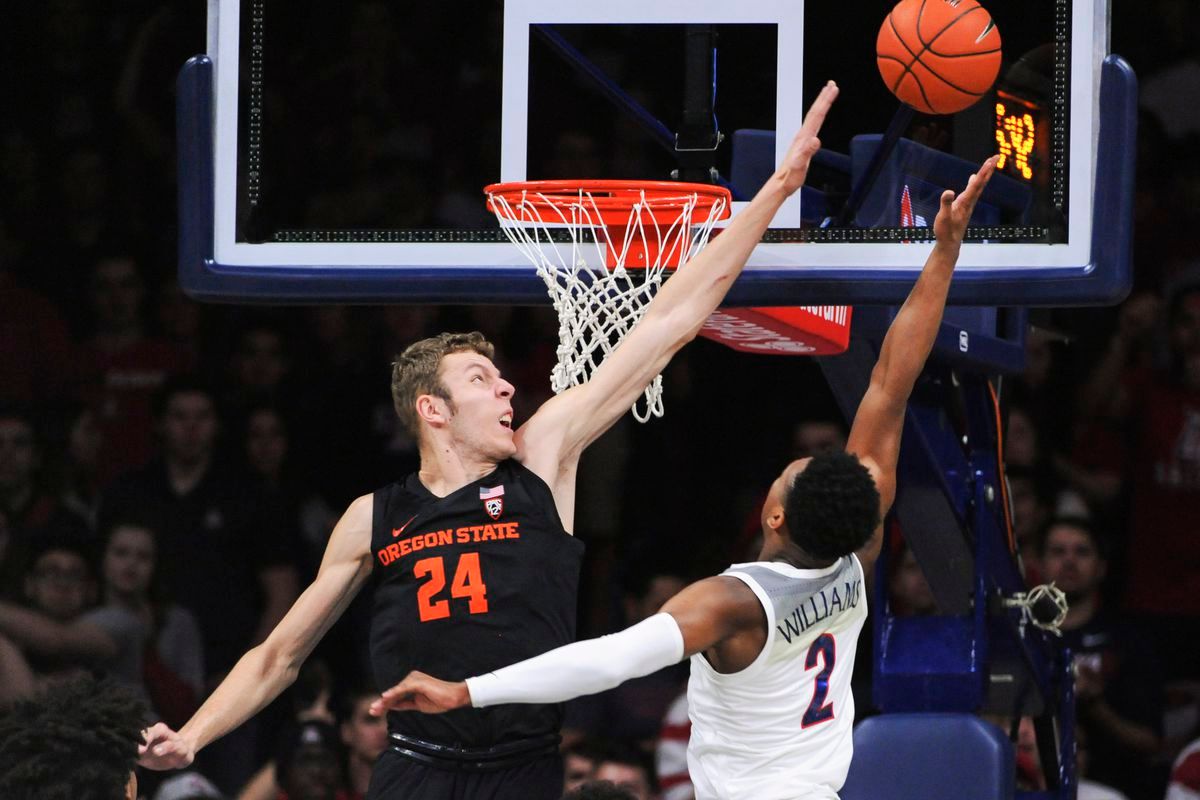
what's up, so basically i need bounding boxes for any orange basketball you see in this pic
[876,0,1002,115]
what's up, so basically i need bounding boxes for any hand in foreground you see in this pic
[778,81,840,195]
[369,670,471,716]
[137,722,196,770]
[933,155,999,245]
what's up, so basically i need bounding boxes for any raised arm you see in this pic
[846,157,998,569]
[517,84,840,487]
[371,576,762,715]
[138,495,375,769]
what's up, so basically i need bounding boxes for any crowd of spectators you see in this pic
[3,1,1200,799]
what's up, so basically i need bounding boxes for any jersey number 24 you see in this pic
[414,553,489,622]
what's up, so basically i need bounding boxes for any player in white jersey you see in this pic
[374,156,999,799]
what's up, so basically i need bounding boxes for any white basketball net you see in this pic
[1004,582,1070,635]
[489,187,728,422]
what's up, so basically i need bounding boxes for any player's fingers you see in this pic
[799,81,839,135]
[940,189,955,213]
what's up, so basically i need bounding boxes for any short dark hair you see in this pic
[390,332,495,435]
[1037,516,1107,560]
[784,451,880,561]
[152,375,217,420]
[0,675,147,800]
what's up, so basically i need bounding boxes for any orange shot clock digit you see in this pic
[994,90,1047,184]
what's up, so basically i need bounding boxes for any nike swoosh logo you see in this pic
[392,515,418,538]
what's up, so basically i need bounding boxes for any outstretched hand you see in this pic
[137,722,196,770]
[778,81,840,195]
[933,156,999,245]
[369,671,471,717]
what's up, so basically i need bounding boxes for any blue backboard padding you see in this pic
[841,714,1015,800]
[178,56,1136,307]
[849,136,1030,228]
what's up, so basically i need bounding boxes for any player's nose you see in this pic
[497,378,515,398]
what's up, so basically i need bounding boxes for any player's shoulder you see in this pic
[341,493,376,528]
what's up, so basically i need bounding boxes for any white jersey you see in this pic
[686,557,867,800]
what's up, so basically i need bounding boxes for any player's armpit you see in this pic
[661,576,765,658]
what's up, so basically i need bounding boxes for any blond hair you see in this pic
[391,332,495,435]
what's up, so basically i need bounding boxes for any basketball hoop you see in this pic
[486,180,731,422]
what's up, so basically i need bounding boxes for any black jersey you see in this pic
[369,458,584,748]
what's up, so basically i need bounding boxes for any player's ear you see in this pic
[764,501,786,533]
[416,394,450,427]
[124,771,137,800]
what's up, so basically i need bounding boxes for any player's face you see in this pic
[1041,525,1104,599]
[437,352,516,460]
[104,525,156,598]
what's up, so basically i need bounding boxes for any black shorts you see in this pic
[366,735,564,800]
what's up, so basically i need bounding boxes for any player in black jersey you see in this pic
[138,84,839,800]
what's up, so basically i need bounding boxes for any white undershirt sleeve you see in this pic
[466,612,686,708]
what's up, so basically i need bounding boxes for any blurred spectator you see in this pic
[1004,463,1055,584]
[0,521,203,724]
[242,405,336,581]
[99,377,298,791]
[1039,517,1165,799]
[58,403,106,527]
[888,541,936,617]
[564,573,688,753]
[338,684,388,800]
[225,320,294,419]
[1167,735,1200,800]
[93,517,205,725]
[0,538,107,682]
[274,720,351,800]
[1079,284,1200,680]
[81,255,192,485]
[563,739,602,794]
[592,743,656,800]
[156,278,209,366]
[655,691,693,800]
[0,408,89,553]
[792,418,848,459]
[0,265,77,411]
[100,378,298,681]
[236,668,380,800]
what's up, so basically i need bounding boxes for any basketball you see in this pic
[876,0,1002,115]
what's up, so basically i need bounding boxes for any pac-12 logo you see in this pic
[480,485,505,520]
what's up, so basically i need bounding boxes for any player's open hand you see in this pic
[933,156,998,246]
[137,722,196,770]
[778,81,839,195]
[370,671,471,716]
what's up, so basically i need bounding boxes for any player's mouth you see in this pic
[499,412,513,430]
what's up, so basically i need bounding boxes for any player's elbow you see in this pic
[255,637,304,689]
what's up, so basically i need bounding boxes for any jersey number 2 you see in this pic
[802,633,836,728]
[414,553,489,622]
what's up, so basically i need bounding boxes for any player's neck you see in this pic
[768,540,836,570]
[417,439,500,497]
